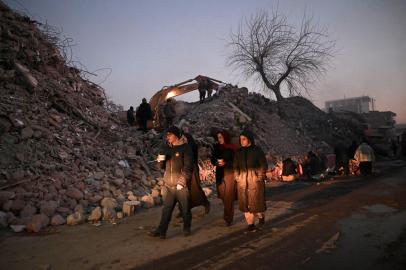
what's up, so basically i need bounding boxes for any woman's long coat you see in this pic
[233,145,267,213]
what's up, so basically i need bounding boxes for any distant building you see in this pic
[362,111,397,141]
[325,96,373,114]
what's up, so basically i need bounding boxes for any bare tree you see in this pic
[227,9,335,114]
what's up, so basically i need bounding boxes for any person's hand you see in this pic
[176,184,183,190]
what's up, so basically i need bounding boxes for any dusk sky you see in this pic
[5,0,406,123]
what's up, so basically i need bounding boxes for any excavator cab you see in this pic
[149,75,223,128]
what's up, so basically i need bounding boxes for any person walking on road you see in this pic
[211,130,237,226]
[234,129,268,231]
[148,126,194,239]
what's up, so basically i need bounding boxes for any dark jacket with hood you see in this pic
[233,130,267,213]
[161,135,193,188]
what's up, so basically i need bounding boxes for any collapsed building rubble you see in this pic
[0,2,363,232]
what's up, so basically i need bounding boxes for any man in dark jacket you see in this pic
[163,98,176,128]
[136,98,152,131]
[148,126,194,239]
[127,106,135,126]
[234,129,268,231]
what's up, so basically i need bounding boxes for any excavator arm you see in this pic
[149,75,223,128]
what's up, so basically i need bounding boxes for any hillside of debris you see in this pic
[0,2,167,232]
[0,2,363,233]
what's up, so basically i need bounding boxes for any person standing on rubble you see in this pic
[163,98,176,128]
[126,106,135,126]
[234,129,268,232]
[195,75,209,103]
[211,130,237,226]
[354,138,375,176]
[136,98,152,131]
[148,126,194,239]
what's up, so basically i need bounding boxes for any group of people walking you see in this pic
[149,126,268,239]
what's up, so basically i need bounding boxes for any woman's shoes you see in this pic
[247,224,256,232]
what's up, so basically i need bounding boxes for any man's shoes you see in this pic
[258,218,265,226]
[147,230,166,239]
[183,228,191,237]
[204,202,211,214]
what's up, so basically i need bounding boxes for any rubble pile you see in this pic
[0,2,363,232]
[173,87,362,160]
[0,3,166,231]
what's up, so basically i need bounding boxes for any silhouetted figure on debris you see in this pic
[195,75,214,102]
[127,106,135,126]
[163,98,176,128]
[234,129,267,232]
[354,139,375,176]
[136,98,152,131]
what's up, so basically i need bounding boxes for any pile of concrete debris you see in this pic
[0,3,172,232]
[0,2,363,232]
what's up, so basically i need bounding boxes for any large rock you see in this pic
[151,189,160,198]
[141,195,154,209]
[20,204,37,219]
[3,199,25,213]
[21,126,34,139]
[14,62,38,90]
[26,214,50,233]
[10,224,26,233]
[89,195,103,204]
[114,168,124,178]
[51,214,65,226]
[40,200,58,217]
[100,197,118,209]
[88,207,102,222]
[93,171,105,180]
[66,187,83,200]
[0,191,15,203]
[66,212,84,226]
[122,201,141,217]
[102,207,116,221]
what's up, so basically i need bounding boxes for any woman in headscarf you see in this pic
[211,130,237,226]
[233,130,268,231]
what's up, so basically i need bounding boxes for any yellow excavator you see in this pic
[149,75,223,128]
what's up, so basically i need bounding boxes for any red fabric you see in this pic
[217,131,237,152]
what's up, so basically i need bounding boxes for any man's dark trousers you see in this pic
[158,186,191,233]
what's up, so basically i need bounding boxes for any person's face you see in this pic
[217,133,225,145]
[166,133,178,145]
[240,135,250,147]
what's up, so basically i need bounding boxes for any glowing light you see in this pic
[166,91,175,99]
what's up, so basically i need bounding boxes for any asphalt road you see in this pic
[135,163,406,270]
